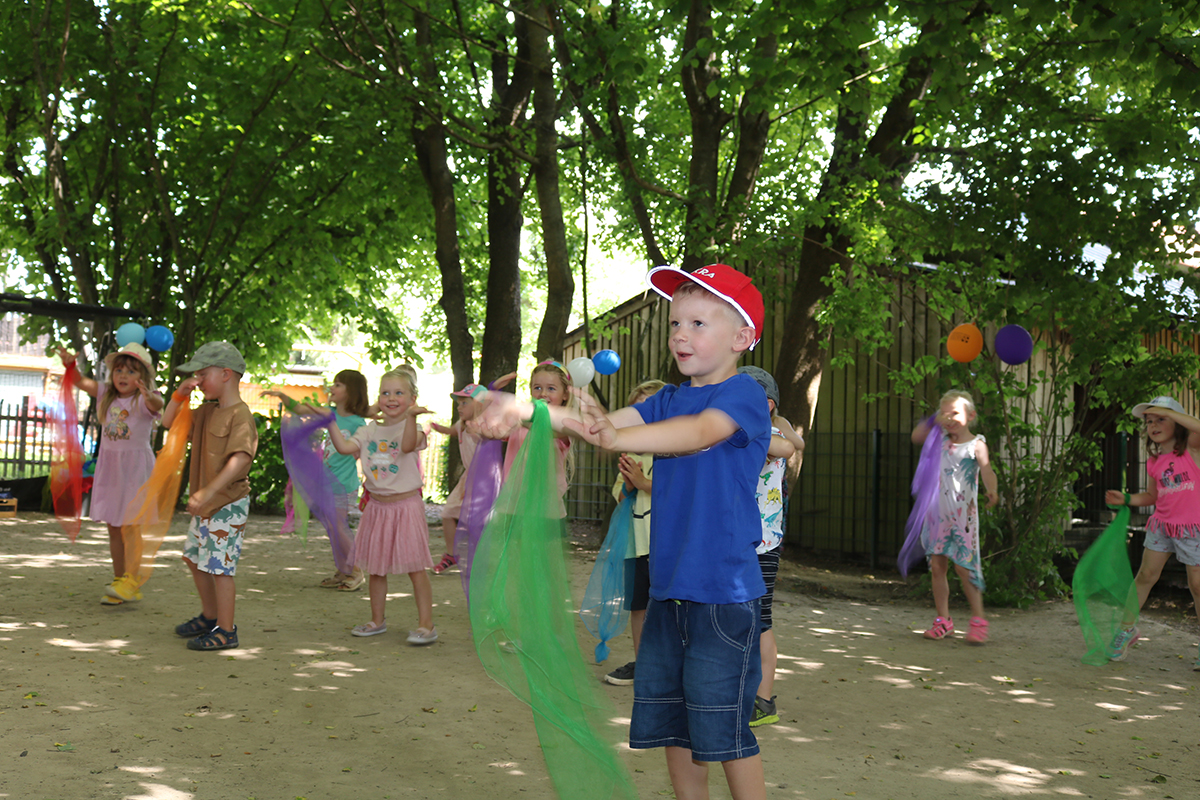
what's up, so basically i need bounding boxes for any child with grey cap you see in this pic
[161,341,259,651]
[1104,396,1200,666]
[738,365,804,726]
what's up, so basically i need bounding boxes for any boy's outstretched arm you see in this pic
[566,391,737,454]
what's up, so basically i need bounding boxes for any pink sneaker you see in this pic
[923,616,954,640]
[965,616,989,645]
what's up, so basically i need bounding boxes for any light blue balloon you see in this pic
[144,325,174,352]
[115,322,146,347]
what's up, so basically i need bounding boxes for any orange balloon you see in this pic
[946,323,983,363]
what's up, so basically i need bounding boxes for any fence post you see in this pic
[1120,431,1130,492]
[870,428,881,570]
[18,396,29,471]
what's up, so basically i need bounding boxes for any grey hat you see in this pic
[738,365,779,405]
[176,341,247,375]
[1132,395,1186,419]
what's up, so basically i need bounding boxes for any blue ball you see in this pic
[145,325,175,352]
[593,349,621,375]
[115,322,146,347]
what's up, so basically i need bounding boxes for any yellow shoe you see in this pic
[100,594,123,605]
[105,574,143,602]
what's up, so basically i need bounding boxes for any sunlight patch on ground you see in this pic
[46,636,132,653]
[127,782,194,800]
[1094,702,1129,711]
[933,757,1058,791]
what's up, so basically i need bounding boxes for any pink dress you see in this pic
[90,394,160,526]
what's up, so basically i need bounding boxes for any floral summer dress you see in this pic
[923,432,986,590]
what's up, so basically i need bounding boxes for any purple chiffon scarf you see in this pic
[281,412,353,574]
[456,438,505,601]
[898,415,942,576]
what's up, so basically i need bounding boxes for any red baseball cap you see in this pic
[646,264,765,349]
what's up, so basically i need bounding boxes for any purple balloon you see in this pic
[995,324,1033,365]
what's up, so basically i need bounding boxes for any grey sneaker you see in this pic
[604,661,635,686]
[407,627,439,646]
[1108,626,1140,661]
[749,695,779,727]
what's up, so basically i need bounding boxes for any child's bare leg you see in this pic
[185,558,218,620]
[1125,549,1170,625]
[107,524,125,579]
[953,564,985,619]
[929,555,951,618]
[756,629,777,699]
[368,574,388,626]
[410,570,434,630]
[442,517,457,556]
[631,609,646,656]
[665,747,709,800]
[721,753,767,800]
[1185,564,1200,623]
[213,574,236,631]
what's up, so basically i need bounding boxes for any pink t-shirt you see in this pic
[1146,449,1200,538]
[349,418,426,496]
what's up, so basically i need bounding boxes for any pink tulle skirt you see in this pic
[350,495,433,576]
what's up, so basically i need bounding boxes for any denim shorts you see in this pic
[629,597,762,762]
[1143,529,1200,566]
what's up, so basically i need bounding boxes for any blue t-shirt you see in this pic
[327,411,367,494]
[635,372,771,604]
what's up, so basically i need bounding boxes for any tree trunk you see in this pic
[531,4,573,361]
[679,0,732,271]
[478,12,534,384]
[411,9,474,396]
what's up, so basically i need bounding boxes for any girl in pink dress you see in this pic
[327,370,437,644]
[58,343,163,605]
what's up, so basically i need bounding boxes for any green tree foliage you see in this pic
[0,0,420,374]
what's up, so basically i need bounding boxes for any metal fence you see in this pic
[0,396,98,480]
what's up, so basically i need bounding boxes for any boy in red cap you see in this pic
[482,263,771,799]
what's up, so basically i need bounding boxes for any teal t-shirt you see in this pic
[326,411,366,494]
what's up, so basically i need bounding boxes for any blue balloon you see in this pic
[995,324,1033,366]
[115,322,146,347]
[145,325,175,352]
[593,349,621,375]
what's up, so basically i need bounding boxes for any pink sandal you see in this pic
[432,552,458,574]
[923,616,954,640]
[965,617,989,645]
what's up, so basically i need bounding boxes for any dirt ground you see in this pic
[3,510,1200,800]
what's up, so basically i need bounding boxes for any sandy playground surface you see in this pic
[3,509,1200,800]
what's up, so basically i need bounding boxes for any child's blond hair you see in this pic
[381,368,418,401]
[628,380,666,406]
[531,360,577,484]
[939,389,976,427]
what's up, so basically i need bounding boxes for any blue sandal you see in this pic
[175,614,216,638]
[187,625,239,651]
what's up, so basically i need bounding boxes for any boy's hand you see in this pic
[618,454,649,492]
[563,391,619,450]
[175,376,202,396]
[186,487,213,516]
